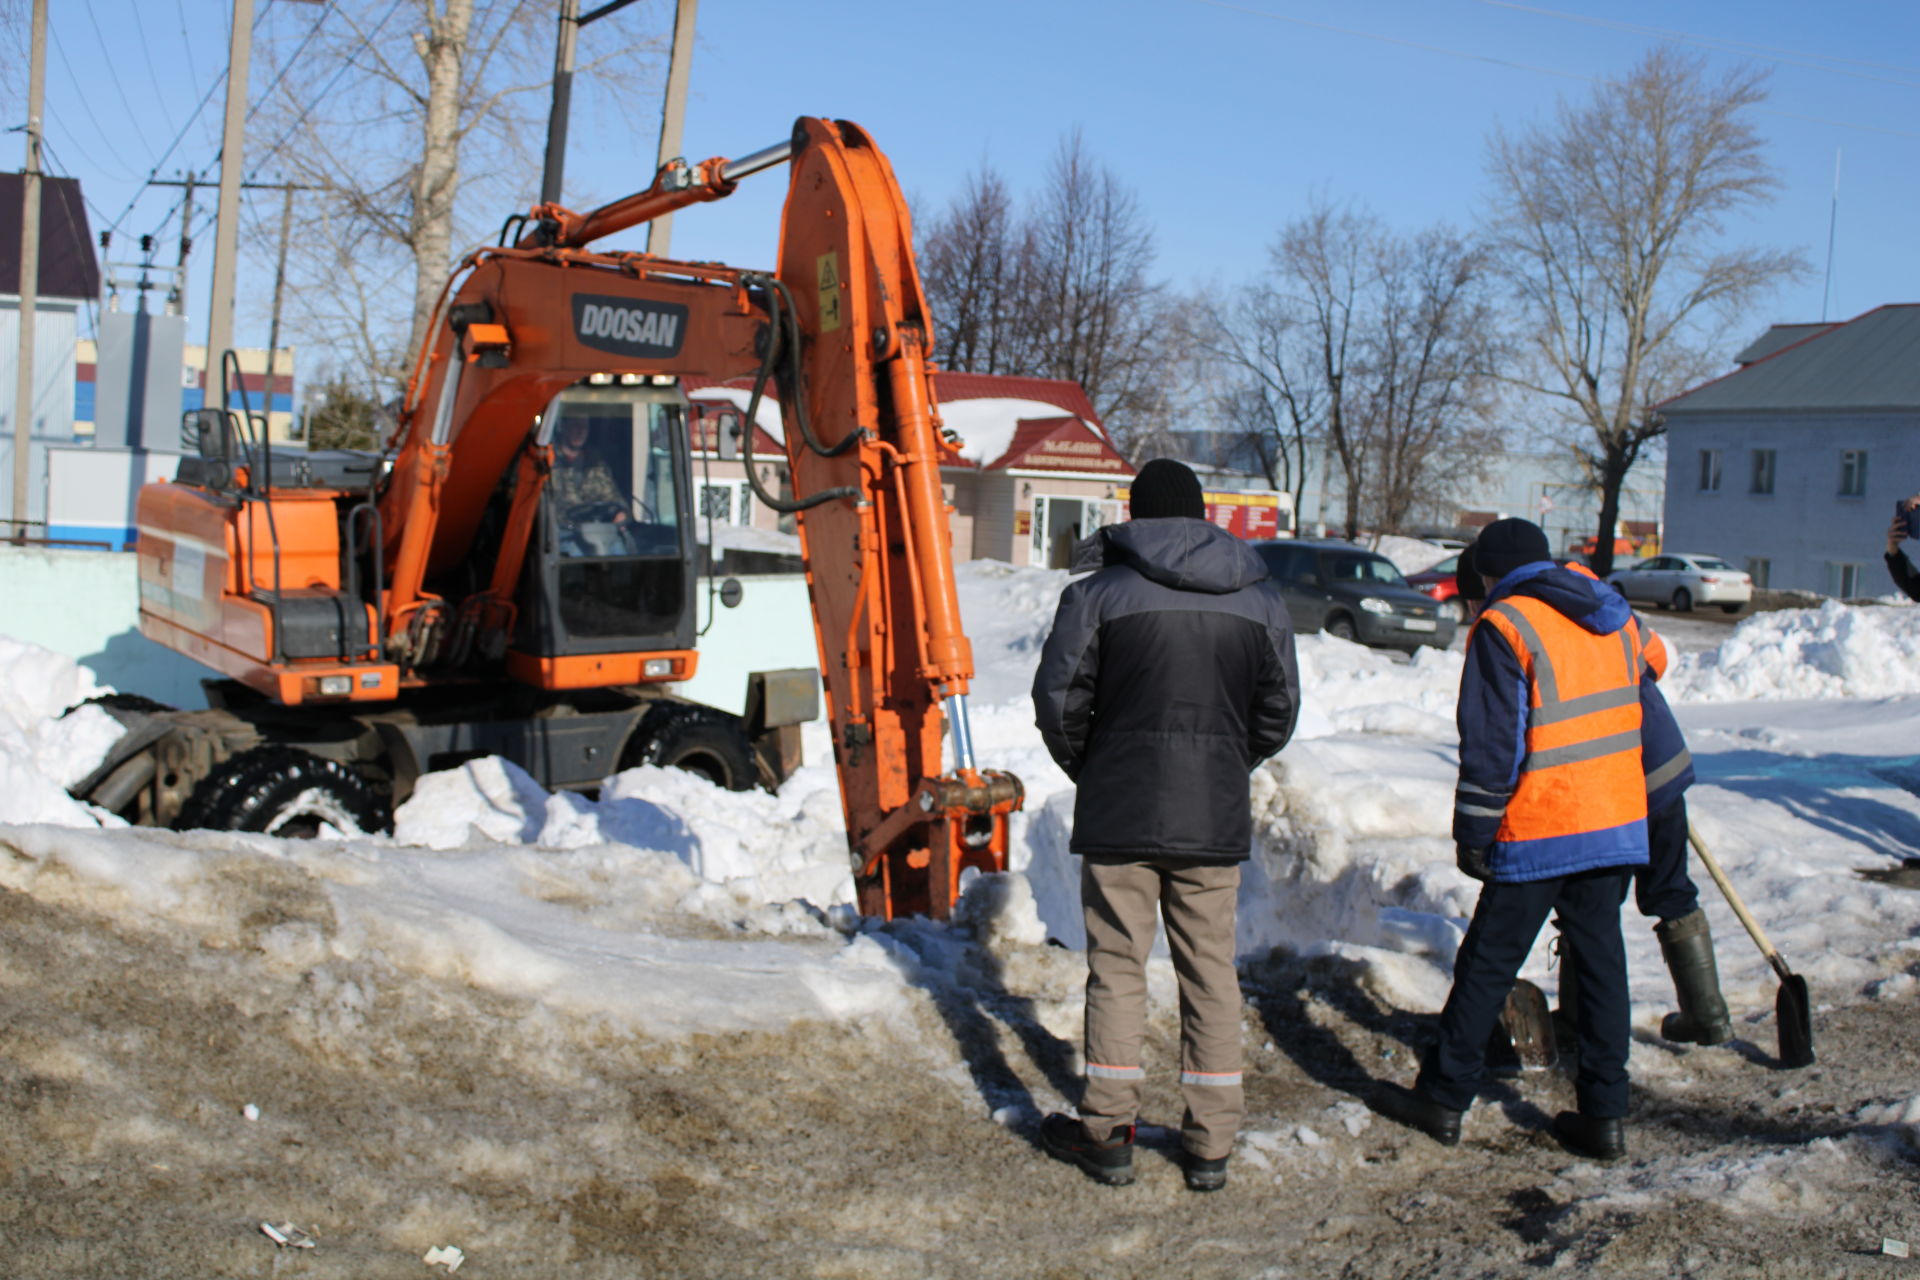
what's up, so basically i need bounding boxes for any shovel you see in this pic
[1495,978,1559,1071]
[1687,825,1815,1068]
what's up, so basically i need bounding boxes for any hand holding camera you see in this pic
[1888,496,1920,557]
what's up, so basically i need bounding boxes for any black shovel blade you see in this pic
[1776,972,1815,1068]
[1498,978,1559,1071]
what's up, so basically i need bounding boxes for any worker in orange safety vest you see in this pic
[1377,518,1649,1162]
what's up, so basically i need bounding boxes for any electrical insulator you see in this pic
[140,235,154,254]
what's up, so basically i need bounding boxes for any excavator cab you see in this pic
[515,380,697,662]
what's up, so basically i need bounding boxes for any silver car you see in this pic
[1606,553,1753,613]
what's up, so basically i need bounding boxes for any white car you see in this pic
[1607,553,1753,613]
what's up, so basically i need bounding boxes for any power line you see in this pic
[132,0,335,250]
[122,0,186,141]
[99,0,292,243]
[80,0,161,155]
[45,18,144,177]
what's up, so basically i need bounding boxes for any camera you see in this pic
[1899,500,1920,542]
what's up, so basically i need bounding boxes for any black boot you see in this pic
[1040,1113,1135,1186]
[1182,1149,1229,1192]
[1656,909,1733,1045]
[1552,1110,1625,1161]
[1373,1083,1462,1147]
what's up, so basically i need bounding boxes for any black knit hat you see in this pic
[1129,458,1205,520]
[1472,517,1553,580]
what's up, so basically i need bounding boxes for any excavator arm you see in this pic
[768,118,1021,918]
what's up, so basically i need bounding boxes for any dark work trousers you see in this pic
[1635,795,1699,922]
[1417,866,1635,1119]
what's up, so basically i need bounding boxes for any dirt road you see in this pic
[2,877,1914,1279]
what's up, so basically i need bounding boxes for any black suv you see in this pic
[1253,539,1457,652]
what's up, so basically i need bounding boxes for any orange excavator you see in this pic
[75,117,1022,920]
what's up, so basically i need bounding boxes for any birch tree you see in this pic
[254,0,660,390]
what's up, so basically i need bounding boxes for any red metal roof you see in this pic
[988,415,1133,476]
[684,372,1122,471]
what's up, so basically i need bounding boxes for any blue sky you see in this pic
[17,0,1920,371]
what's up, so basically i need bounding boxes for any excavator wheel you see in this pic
[629,705,758,792]
[173,746,389,838]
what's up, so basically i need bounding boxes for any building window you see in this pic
[1830,562,1864,598]
[1750,449,1775,495]
[1745,557,1770,588]
[1839,449,1868,497]
[1698,449,1722,492]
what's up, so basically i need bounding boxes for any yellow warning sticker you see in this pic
[817,252,842,333]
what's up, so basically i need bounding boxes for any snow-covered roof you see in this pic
[684,372,1130,473]
[685,382,785,445]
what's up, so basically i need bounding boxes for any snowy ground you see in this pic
[1,560,1916,1276]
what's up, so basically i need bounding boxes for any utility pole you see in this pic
[11,0,47,540]
[205,0,255,412]
[539,0,580,205]
[263,186,295,436]
[539,0,647,208]
[174,173,196,316]
[646,0,699,258]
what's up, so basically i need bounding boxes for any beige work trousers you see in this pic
[1078,858,1244,1161]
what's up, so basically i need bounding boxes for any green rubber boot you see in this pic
[1656,909,1733,1046]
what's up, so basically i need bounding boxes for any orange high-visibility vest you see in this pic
[1475,597,1648,845]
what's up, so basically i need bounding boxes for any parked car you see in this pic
[1253,539,1457,651]
[1405,553,1466,623]
[1606,553,1753,613]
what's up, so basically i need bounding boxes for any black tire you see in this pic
[1720,603,1741,615]
[1671,587,1693,612]
[62,691,174,718]
[628,705,758,791]
[173,746,388,837]
[1325,613,1358,643]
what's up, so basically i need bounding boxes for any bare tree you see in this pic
[1361,226,1502,535]
[1018,132,1167,442]
[1183,287,1320,519]
[919,166,1022,376]
[253,1,661,392]
[1188,203,1500,538]
[1485,48,1806,575]
[919,134,1175,457]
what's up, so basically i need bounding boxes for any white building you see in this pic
[1655,305,1920,597]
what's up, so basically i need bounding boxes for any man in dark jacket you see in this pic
[1031,458,1299,1192]
[1377,518,1648,1162]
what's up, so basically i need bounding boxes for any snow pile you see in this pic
[0,819,907,1038]
[0,639,125,827]
[1668,600,1920,702]
[395,757,854,908]
[1372,535,1457,577]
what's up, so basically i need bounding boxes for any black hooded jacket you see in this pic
[1031,518,1300,860]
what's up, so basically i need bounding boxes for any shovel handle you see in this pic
[1686,825,1794,981]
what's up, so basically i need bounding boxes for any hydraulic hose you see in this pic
[735,275,857,513]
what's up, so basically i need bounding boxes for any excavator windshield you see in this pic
[519,383,695,652]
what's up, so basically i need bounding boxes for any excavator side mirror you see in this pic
[184,408,229,460]
[719,577,744,608]
[718,416,740,462]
